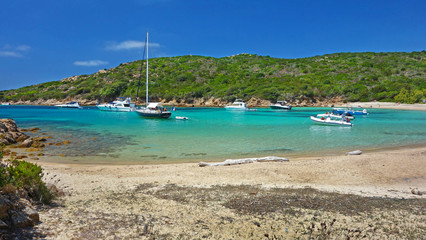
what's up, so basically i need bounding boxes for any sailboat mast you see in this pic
[146,32,149,105]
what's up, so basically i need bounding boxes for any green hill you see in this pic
[1,51,425,104]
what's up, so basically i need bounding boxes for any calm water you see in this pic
[1,105,426,164]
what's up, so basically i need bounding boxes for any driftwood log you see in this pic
[199,156,289,167]
[345,150,363,155]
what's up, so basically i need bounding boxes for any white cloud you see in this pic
[0,51,22,57]
[105,40,160,51]
[73,60,109,67]
[0,44,31,58]
[16,45,31,51]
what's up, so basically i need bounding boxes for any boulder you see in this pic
[10,210,33,228]
[18,138,33,148]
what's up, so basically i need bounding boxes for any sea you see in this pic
[1,105,426,164]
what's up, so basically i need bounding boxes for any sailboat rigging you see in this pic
[136,32,172,119]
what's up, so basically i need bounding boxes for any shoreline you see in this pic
[5,100,426,111]
[27,141,426,166]
[33,144,426,199]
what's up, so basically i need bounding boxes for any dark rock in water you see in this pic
[18,138,33,148]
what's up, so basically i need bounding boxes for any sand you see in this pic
[336,101,426,111]
[27,145,426,239]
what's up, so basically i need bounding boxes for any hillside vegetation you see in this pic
[1,51,425,104]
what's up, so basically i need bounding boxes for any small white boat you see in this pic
[333,108,368,115]
[55,101,81,109]
[269,101,292,110]
[97,97,135,112]
[310,116,353,126]
[176,116,189,120]
[136,102,171,118]
[225,99,248,110]
[1,102,10,106]
[316,112,354,120]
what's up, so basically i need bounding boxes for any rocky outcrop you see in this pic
[0,192,40,232]
[0,119,29,145]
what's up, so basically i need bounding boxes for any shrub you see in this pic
[1,159,54,204]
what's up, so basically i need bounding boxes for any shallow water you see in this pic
[1,105,426,164]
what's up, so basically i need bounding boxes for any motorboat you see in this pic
[332,108,368,115]
[97,97,136,112]
[310,116,353,126]
[1,102,10,106]
[317,112,354,120]
[175,116,189,120]
[269,101,292,110]
[225,99,248,110]
[55,101,81,109]
[136,102,171,118]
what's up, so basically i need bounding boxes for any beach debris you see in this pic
[345,150,362,155]
[198,156,289,167]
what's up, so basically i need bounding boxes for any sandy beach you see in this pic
[337,101,426,111]
[27,145,425,239]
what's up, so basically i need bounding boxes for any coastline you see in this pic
[7,99,426,111]
[35,145,426,199]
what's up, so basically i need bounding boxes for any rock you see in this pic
[31,141,45,148]
[18,138,33,148]
[22,207,39,223]
[345,150,362,155]
[411,188,423,196]
[0,198,12,219]
[10,211,33,228]
[0,219,8,229]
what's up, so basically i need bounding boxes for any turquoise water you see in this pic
[1,105,426,164]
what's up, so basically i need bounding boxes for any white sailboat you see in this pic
[136,32,171,119]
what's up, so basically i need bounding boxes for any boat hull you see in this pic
[333,108,367,115]
[136,110,171,118]
[270,105,292,110]
[97,105,135,112]
[310,116,352,126]
[224,106,248,110]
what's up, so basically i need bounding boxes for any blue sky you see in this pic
[0,0,425,90]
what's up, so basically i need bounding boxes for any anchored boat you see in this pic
[224,99,248,110]
[310,116,353,126]
[97,97,135,112]
[55,101,81,109]
[333,108,368,115]
[135,32,171,119]
[269,101,292,110]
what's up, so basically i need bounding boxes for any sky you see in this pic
[0,0,425,90]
